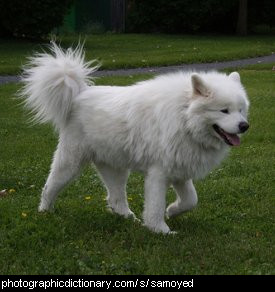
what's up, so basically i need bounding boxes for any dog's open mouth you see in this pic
[213,124,240,146]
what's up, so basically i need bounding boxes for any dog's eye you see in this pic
[220,109,229,114]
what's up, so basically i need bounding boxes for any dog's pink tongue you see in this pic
[225,133,240,146]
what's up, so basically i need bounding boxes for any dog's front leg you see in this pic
[143,166,173,234]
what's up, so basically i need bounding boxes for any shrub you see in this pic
[248,0,275,30]
[126,0,238,34]
[0,0,74,40]
[126,0,275,34]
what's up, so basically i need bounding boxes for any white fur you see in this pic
[20,43,249,234]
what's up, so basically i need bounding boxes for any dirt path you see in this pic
[1,53,275,85]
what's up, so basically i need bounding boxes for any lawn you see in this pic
[1,34,275,74]
[0,64,274,275]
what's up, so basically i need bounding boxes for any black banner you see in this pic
[0,275,272,290]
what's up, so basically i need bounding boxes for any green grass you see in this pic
[1,34,275,74]
[0,66,274,275]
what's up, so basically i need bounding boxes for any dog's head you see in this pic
[186,71,250,148]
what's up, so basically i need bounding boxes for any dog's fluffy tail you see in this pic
[20,42,99,130]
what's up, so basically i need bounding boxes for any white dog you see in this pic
[20,44,249,234]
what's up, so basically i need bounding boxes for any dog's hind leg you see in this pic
[95,163,136,219]
[166,179,198,218]
[38,141,84,212]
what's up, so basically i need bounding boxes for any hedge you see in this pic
[0,0,74,39]
[126,0,275,34]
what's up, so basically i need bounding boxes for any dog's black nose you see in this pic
[239,122,249,133]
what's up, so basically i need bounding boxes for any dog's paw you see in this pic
[168,230,178,235]
[127,211,141,223]
[166,203,182,218]
[107,206,139,221]
[38,201,53,213]
[143,221,174,234]
[38,206,50,212]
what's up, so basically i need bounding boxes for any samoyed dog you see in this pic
[20,44,249,234]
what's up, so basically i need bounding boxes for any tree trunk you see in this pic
[236,0,247,35]
[111,0,126,33]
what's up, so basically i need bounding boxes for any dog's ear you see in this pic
[229,72,241,83]
[191,73,210,97]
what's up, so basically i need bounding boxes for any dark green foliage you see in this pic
[0,0,74,39]
[126,0,238,33]
[126,0,275,34]
[248,0,275,30]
